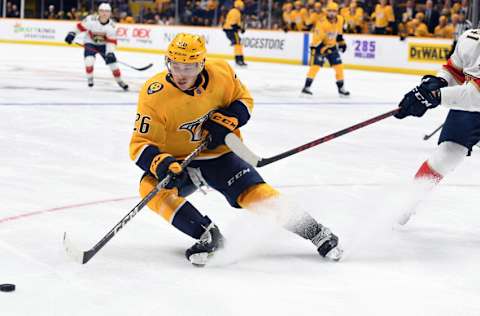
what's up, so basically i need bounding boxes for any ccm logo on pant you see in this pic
[227,168,251,186]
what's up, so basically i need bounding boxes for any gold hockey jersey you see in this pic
[130,59,253,164]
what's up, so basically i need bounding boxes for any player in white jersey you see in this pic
[64,3,128,91]
[394,28,480,224]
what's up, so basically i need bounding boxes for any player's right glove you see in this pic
[150,153,187,190]
[395,75,448,119]
[65,32,76,45]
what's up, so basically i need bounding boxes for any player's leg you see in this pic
[399,110,479,224]
[99,45,129,91]
[328,51,350,97]
[139,172,223,265]
[83,44,96,87]
[200,152,342,260]
[233,32,247,66]
[302,47,324,95]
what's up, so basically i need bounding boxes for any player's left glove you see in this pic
[203,109,239,150]
[395,75,448,119]
[105,52,117,64]
[336,34,347,53]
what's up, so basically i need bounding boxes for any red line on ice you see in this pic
[0,196,137,224]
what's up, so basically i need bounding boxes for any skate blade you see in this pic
[338,94,350,98]
[188,252,211,267]
[299,92,313,98]
[325,246,343,261]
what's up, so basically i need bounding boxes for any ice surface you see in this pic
[1,44,480,316]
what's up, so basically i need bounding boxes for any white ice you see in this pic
[1,44,480,316]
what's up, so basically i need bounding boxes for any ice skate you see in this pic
[185,223,224,267]
[235,56,248,67]
[311,226,343,261]
[87,78,94,87]
[117,80,129,91]
[301,86,313,96]
[338,86,350,97]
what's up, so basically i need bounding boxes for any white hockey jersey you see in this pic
[438,29,480,112]
[73,15,117,53]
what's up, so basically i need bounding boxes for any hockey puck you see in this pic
[0,284,15,292]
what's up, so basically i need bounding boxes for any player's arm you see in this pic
[202,63,253,149]
[395,30,480,118]
[65,16,89,44]
[336,16,347,53]
[105,22,118,54]
[129,84,181,180]
[436,30,480,112]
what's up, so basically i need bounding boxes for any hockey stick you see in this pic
[76,43,154,71]
[423,123,444,141]
[225,108,400,167]
[63,142,207,264]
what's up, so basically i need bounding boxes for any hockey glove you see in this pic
[203,109,240,150]
[395,75,447,119]
[319,45,336,56]
[336,34,347,53]
[150,153,187,190]
[65,32,76,45]
[105,52,117,64]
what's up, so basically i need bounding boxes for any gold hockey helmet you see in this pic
[166,33,207,64]
[234,0,245,10]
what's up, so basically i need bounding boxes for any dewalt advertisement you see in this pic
[408,42,452,63]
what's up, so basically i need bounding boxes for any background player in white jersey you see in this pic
[394,28,480,224]
[64,3,128,91]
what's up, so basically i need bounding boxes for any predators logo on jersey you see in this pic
[147,82,163,94]
[179,113,210,141]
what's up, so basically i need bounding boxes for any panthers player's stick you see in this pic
[226,108,400,167]
[76,43,154,71]
[63,142,208,264]
[423,123,444,141]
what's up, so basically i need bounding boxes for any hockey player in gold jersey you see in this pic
[129,33,342,266]
[301,1,350,97]
[223,0,247,66]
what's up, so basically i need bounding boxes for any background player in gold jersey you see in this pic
[130,33,343,266]
[301,2,350,97]
[223,0,247,66]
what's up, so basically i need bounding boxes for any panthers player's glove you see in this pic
[65,32,76,45]
[150,153,187,190]
[395,75,448,119]
[203,109,240,150]
[105,52,117,64]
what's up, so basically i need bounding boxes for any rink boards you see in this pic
[0,18,452,75]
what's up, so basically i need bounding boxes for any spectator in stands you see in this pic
[371,0,395,34]
[282,2,294,31]
[45,5,56,19]
[402,0,416,23]
[413,12,430,37]
[291,0,309,31]
[424,0,439,33]
[6,2,20,18]
[434,15,454,38]
[342,0,364,33]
